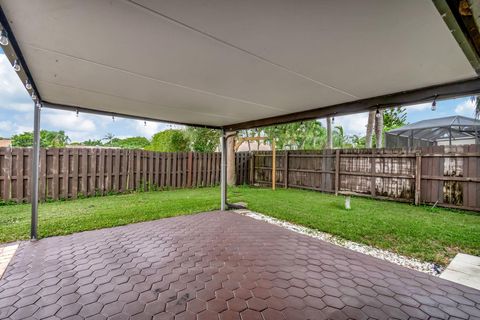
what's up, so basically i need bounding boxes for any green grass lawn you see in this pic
[0,186,479,265]
[0,188,220,243]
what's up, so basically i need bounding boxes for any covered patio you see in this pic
[1,211,479,320]
[1,0,480,319]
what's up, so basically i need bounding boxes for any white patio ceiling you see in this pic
[0,0,478,128]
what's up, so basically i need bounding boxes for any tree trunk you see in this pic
[226,132,236,186]
[326,117,333,149]
[365,111,375,148]
[375,110,384,149]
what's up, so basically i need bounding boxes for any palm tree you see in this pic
[365,111,375,148]
[326,117,333,149]
[375,110,384,149]
[471,96,480,144]
[472,96,480,119]
[102,133,115,146]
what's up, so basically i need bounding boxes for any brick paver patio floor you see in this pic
[0,211,479,320]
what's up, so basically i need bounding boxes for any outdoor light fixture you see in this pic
[25,79,32,90]
[144,121,147,127]
[431,96,437,111]
[375,109,381,118]
[12,59,21,72]
[31,92,36,100]
[76,109,79,117]
[0,30,8,46]
[112,115,115,122]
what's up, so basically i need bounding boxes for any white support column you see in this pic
[220,129,227,211]
[31,102,41,240]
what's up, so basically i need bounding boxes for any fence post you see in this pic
[249,153,255,185]
[187,151,193,187]
[3,147,11,203]
[16,148,24,203]
[284,151,289,189]
[335,149,340,195]
[415,152,422,205]
[370,150,376,197]
[272,141,276,190]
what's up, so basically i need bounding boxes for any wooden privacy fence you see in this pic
[242,145,480,212]
[0,147,224,203]
[2,146,480,211]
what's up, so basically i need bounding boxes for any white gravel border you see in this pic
[233,209,442,276]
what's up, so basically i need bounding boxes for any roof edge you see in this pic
[225,77,480,131]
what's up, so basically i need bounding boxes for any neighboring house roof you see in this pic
[386,116,480,143]
[236,141,271,152]
[0,139,12,147]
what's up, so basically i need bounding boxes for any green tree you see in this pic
[146,129,189,152]
[111,137,150,149]
[185,127,220,152]
[333,126,353,148]
[262,120,327,150]
[81,139,104,146]
[383,107,408,132]
[11,130,70,147]
[102,133,116,146]
[350,135,366,148]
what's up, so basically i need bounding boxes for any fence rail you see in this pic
[240,145,480,212]
[0,148,224,203]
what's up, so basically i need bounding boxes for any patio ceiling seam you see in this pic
[125,0,359,99]
[36,79,238,122]
[21,42,288,113]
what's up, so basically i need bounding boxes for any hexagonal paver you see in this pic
[227,298,247,312]
[186,299,206,313]
[0,211,478,320]
[207,299,227,313]
[247,297,267,312]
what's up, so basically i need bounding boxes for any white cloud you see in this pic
[405,103,431,112]
[42,110,96,132]
[0,121,12,131]
[319,113,369,136]
[14,125,33,134]
[132,120,163,138]
[455,99,475,116]
[130,120,183,138]
[0,54,32,109]
[0,102,32,112]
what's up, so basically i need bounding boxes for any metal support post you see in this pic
[31,102,41,240]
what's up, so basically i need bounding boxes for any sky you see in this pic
[0,48,477,142]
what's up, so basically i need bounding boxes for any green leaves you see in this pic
[11,130,70,147]
[146,129,189,152]
[185,127,221,152]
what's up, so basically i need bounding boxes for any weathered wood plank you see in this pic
[15,148,24,203]
[81,148,88,196]
[98,149,105,195]
[114,149,121,192]
[62,148,69,198]
[2,148,11,202]
[71,149,79,199]
[90,149,97,195]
